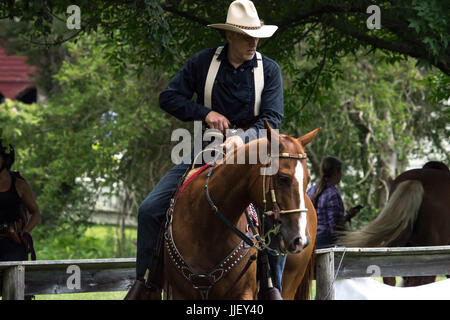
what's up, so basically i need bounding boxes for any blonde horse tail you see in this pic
[338,180,424,247]
[294,250,315,300]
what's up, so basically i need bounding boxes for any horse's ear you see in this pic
[264,119,279,144]
[297,128,321,147]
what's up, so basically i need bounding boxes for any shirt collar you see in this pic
[218,44,258,68]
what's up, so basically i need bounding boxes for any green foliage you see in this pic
[1,1,448,236]
[1,0,449,76]
[286,54,449,226]
[34,225,136,260]
[1,32,176,237]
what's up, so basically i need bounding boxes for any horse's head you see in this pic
[254,121,320,254]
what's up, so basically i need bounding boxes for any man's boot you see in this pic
[257,251,283,300]
[124,279,159,300]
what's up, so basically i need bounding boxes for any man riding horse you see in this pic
[126,0,286,298]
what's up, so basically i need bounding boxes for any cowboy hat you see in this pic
[208,0,278,38]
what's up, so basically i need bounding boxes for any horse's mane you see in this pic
[221,134,302,165]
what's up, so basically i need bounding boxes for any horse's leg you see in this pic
[282,246,314,299]
[235,289,257,300]
[383,277,396,286]
[403,276,436,287]
[293,250,315,300]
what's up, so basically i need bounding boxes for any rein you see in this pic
[164,149,309,299]
[204,151,308,256]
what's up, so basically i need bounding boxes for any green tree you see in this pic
[1,0,448,235]
[1,34,181,253]
[290,54,449,227]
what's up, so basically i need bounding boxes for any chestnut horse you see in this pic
[151,123,319,299]
[338,162,450,287]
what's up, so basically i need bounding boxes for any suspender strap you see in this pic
[204,47,264,116]
[204,46,223,108]
[253,52,264,116]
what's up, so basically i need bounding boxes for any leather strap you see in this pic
[165,223,252,299]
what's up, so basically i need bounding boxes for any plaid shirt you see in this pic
[307,183,345,236]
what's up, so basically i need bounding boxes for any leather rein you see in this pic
[164,151,308,299]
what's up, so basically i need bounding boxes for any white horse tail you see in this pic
[338,180,424,247]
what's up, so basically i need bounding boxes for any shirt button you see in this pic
[240,68,244,72]
[233,70,237,74]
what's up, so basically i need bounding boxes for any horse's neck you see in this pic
[207,141,267,223]
[206,163,258,222]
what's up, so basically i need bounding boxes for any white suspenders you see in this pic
[204,46,264,116]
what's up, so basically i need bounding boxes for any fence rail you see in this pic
[1,245,450,300]
[0,258,135,300]
[315,245,450,300]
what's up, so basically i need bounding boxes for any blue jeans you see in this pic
[136,162,190,279]
[268,251,286,291]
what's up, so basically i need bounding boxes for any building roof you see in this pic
[0,46,36,99]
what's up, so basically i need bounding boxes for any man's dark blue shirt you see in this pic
[159,44,283,141]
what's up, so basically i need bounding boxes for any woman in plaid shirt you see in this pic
[307,157,362,249]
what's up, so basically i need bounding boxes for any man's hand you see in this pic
[205,111,231,133]
[345,204,363,222]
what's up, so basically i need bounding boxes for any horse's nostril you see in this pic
[290,237,301,251]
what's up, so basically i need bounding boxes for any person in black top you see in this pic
[0,140,40,261]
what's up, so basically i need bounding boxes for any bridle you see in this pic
[262,152,309,218]
[163,148,310,299]
[204,150,309,255]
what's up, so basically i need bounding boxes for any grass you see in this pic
[34,277,448,300]
[35,291,128,300]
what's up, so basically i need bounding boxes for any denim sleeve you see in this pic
[159,54,212,122]
[237,60,284,143]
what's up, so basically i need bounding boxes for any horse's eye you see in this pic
[278,175,292,185]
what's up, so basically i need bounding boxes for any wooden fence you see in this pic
[0,258,135,300]
[1,245,450,300]
[315,245,450,300]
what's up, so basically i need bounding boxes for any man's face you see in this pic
[227,31,259,63]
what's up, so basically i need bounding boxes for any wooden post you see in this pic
[316,250,335,300]
[2,265,25,300]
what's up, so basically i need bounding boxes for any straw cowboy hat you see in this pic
[208,0,278,38]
